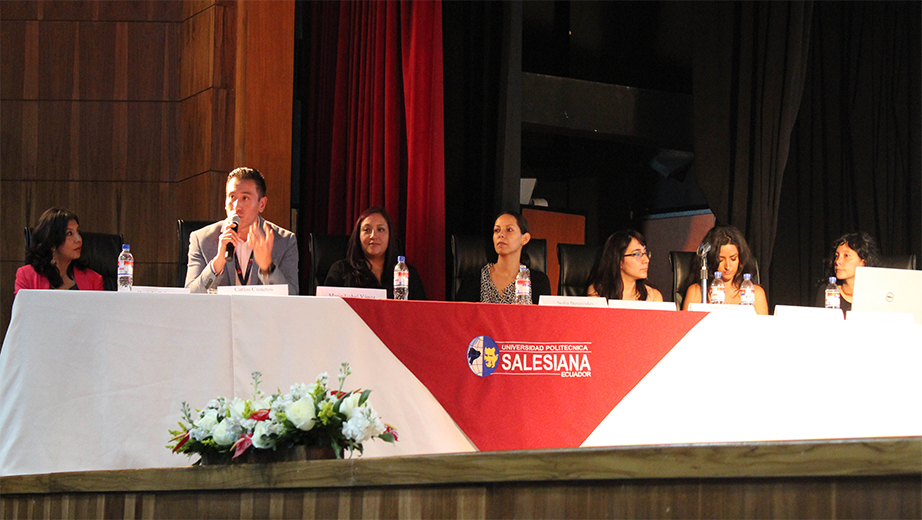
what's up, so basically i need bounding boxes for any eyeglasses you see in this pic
[625,250,652,260]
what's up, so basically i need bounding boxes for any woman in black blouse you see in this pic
[456,211,551,304]
[324,206,426,300]
[815,231,881,311]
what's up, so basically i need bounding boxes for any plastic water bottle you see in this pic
[117,244,134,292]
[709,271,725,304]
[824,277,840,309]
[740,273,755,305]
[515,265,531,305]
[393,256,409,300]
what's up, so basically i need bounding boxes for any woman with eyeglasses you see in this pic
[682,225,768,314]
[587,230,663,301]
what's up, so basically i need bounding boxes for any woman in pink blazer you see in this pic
[14,208,103,296]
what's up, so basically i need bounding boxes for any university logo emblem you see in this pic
[467,336,499,377]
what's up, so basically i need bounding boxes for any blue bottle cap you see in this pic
[122,244,130,250]
[743,273,751,280]
[398,256,405,262]
[829,277,836,283]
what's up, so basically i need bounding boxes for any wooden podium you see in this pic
[2,438,919,519]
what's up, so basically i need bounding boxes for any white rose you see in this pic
[195,409,219,433]
[211,419,240,446]
[338,392,363,420]
[286,398,316,431]
[228,398,248,419]
[252,397,271,411]
[251,421,273,449]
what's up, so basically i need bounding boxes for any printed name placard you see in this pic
[130,286,192,294]
[607,299,677,311]
[688,303,757,314]
[217,284,290,296]
[538,295,609,308]
[315,286,387,300]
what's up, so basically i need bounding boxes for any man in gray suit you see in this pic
[185,167,299,294]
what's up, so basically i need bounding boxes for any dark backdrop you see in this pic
[771,1,921,307]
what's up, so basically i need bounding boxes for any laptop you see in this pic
[852,266,922,325]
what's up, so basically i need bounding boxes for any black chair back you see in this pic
[450,235,547,300]
[557,243,601,296]
[670,251,760,309]
[177,220,213,287]
[308,234,350,296]
[879,254,918,270]
[523,239,548,276]
[450,235,489,300]
[24,227,124,291]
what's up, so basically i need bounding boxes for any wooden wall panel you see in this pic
[181,7,216,98]
[176,171,231,222]
[77,21,119,99]
[0,2,39,21]
[234,0,293,229]
[2,0,296,340]
[0,21,27,98]
[0,100,176,182]
[124,101,178,182]
[0,1,180,22]
[0,100,24,178]
[180,91,215,176]
[37,22,78,100]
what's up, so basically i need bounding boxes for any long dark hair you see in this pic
[826,231,881,279]
[26,207,85,288]
[344,206,400,297]
[588,230,651,300]
[686,225,758,289]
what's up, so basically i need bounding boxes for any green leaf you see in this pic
[358,389,372,407]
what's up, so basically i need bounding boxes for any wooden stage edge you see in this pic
[4,437,921,494]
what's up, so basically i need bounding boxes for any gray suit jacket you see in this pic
[185,216,299,295]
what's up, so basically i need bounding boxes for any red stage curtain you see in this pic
[302,0,445,300]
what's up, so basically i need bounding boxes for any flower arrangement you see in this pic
[168,363,397,463]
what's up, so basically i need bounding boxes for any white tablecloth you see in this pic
[2,291,920,476]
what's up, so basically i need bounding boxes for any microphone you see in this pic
[225,214,240,260]
[697,243,711,304]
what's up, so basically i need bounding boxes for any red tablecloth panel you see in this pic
[346,300,706,451]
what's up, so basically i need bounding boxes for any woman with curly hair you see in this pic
[815,231,881,311]
[15,207,103,296]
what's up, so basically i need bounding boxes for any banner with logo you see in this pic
[345,300,706,451]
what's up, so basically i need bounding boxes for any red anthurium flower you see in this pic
[231,434,253,459]
[250,409,271,421]
[172,431,190,453]
[385,425,399,442]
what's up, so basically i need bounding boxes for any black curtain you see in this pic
[692,1,814,292]
[442,1,505,240]
[772,1,922,307]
